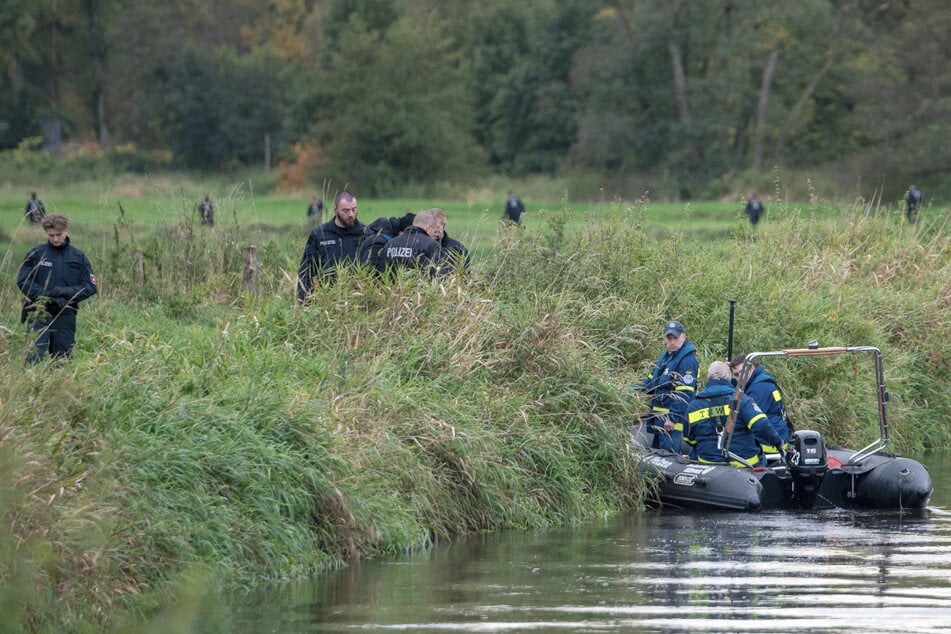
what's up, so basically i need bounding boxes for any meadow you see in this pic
[0,174,948,631]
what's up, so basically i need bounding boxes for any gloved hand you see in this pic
[45,297,67,314]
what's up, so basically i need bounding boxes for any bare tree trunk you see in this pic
[772,50,842,164]
[752,50,779,172]
[669,40,690,122]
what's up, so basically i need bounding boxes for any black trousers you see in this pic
[27,310,77,363]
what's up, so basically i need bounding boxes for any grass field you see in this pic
[1,171,947,632]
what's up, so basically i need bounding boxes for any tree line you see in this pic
[1,0,948,198]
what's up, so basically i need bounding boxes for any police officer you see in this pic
[686,361,786,466]
[634,320,699,452]
[358,213,416,274]
[198,193,215,226]
[297,190,370,300]
[382,210,446,277]
[25,192,46,224]
[17,213,98,362]
[730,353,791,452]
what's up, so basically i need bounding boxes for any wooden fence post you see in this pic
[243,245,259,295]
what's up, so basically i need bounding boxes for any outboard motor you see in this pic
[785,430,829,508]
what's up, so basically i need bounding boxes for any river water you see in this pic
[227,452,951,633]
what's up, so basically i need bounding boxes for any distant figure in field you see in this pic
[307,194,325,225]
[745,193,763,227]
[17,213,98,363]
[906,184,923,223]
[25,192,46,224]
[503,191,525,226]
[198,193,215,226]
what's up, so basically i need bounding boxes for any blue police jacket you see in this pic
[686,379,784,467]
[637,339,699,451]
[744,365,789,446]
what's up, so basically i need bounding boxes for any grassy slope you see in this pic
[0,180,948,631]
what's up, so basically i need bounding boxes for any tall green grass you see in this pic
[0,183,948,631]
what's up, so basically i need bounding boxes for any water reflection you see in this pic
[228,453,951,633]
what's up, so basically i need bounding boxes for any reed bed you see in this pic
[0,191,947,631]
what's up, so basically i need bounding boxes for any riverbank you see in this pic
[1,191,948,631]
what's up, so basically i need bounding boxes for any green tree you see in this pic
[303,12,484,195]
[147,44,289,169]
[467,0,595,175]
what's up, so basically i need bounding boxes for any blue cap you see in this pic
[663,321,685,337]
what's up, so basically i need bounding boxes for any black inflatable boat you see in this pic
[632,344,933,512]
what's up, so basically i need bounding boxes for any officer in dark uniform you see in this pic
[25,192,46,224]
[198,193,215,226]
[382,210,446,277]
[358,213,416,274]
[634,320,699,452]
[297,190,370,300]
[504,191,525,225]
[17,213,98,362]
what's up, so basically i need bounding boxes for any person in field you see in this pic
[745,193,763,226]
[17,213,98,363]
[633,320,699,452]
[297,190,370,300]
[906,184,923,223]
[306,194,325,225]
[198,193,215,226]
[25,191,47,224]
[503,191,525,226]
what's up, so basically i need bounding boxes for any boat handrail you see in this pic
[723,344,889,466]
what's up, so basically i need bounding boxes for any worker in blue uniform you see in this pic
[634,320,699,452]
[686,361,786,467]
[730,353,792,453]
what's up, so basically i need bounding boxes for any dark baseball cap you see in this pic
[663,320,685,336]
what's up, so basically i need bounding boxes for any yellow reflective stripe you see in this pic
[672,422,683,432]
[652,406,670,413]
[729,454,760,467]
[772,389,781,402]
[698,456,727,464]
[688,404,731,423]
[675,385,696,393]
[761,444,778,453]
[746,413,767,429]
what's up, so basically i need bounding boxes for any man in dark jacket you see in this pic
[198,193,215,226]
[17,213,98,362]
[686,361,786,467]
[906,184,923,223]
[745,193,763,226]
[358,212,416,274]
[382,210,446,277]
[504,191,525,225]
[25,192,46,224]
[633,320,699,452]
[297,191,370,300]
